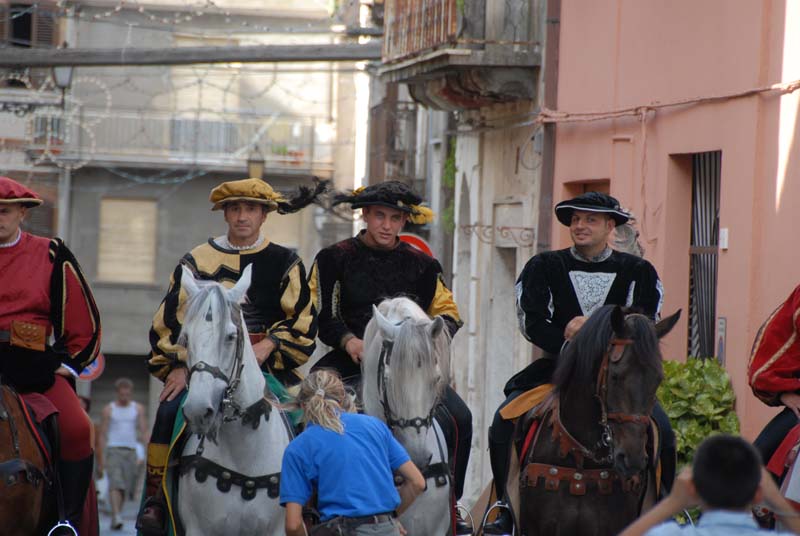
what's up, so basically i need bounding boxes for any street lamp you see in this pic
[52,65,74,107]
[247,148,265,179]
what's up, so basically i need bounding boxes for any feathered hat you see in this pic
[210,177,327,214]
[333,180,434,225]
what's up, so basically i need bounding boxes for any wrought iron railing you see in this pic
[27,108,334,171]
[383,0,459,62]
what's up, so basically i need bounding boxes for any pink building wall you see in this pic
[552,0,800,439]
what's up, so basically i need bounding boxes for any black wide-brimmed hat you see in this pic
[334,180,434,224]
[554,191,630,227]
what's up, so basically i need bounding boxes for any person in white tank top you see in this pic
[98,378,148,531]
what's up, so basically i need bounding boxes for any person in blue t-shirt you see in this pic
[620,435,800,536]
[280,369,426,536]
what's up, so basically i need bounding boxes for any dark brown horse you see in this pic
[0,383,55,536]
[517,305,680,536]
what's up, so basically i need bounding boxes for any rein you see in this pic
[182,299,284,502]
[187,304,252,424]
[377,339,436,433]
[376,337,452,489]
[524,336,651,496]
[551,337,649,468]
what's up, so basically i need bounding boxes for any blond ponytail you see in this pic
[294,370,356,434]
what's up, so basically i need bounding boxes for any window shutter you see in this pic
[32,3,58,48]
[98,199,158,284]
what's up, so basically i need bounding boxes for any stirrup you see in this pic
[481,501,516,536]
[47,520,78,536]
[455,502,475,535]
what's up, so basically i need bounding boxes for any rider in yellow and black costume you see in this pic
[137,177,323,535]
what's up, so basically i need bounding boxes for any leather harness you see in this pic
[521,338,649,496]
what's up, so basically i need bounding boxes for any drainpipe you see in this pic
[536,0,560,253]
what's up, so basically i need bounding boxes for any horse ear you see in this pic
[181,265,200,298]
[427,316,445,340]
[372,304,400,340]
[611,306,626,337]
[655,309,682,339]
[229,264,253,304]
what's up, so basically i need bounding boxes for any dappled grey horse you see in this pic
[362,297,454,535]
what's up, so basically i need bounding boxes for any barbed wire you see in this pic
[0,1,363,186]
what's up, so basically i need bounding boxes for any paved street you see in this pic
[97,488,139,536]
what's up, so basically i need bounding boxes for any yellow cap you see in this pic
[209,178,287,211]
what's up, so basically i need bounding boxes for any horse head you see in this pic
[363,298,450,469]
[179,264,253,437]
[604,307,681,477]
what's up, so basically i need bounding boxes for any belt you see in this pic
[329,513,395,527]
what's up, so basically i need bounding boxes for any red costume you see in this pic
[748,284,800,405]
[0,176,100,534]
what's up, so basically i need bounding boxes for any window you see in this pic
[688,151,722,358]
[98,199,157,284]
[2,3,58,48]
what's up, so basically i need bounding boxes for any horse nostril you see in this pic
[615,452,628,469]
[204,408,214,420]
[426,453,433,465]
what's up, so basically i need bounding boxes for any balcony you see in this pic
[380,0,542,111]
[25,109,335,176]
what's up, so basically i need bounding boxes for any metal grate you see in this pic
[688,151,721,358]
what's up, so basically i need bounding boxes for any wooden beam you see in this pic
[0,42,382,67]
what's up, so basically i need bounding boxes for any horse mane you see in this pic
[178,280,242,353]
[552,305,662,396]
[362,297,451,408]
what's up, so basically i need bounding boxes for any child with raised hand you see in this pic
[621,434,800,536]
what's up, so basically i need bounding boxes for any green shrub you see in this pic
[657,357,740,469]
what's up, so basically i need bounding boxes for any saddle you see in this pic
[0,386,55,487]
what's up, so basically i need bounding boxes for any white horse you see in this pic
[177,265,291,536]
[362,297,454,536]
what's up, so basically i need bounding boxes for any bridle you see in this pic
[187,303,248,424]
[376,339,437,433]
[554,336,651,466]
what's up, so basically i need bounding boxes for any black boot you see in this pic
[483,508,513,536]
[136,443,169,536]
[59,454,94,529]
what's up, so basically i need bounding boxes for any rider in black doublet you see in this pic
[309,181,472,535]
[484,192,675,535]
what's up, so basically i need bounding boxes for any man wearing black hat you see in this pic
[483,191,672,535]
[309,180,473,534]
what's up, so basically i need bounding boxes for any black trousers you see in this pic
[488,361,676,499]
[314,348,473,500]
[754,407,799,480]
[437,385,473,500]
[150,390,186,445]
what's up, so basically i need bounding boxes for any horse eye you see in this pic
[226,333,236,342]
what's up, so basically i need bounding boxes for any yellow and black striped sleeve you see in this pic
[147,261,191,381]
[424,263,463,338]
[265,258,317,374]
